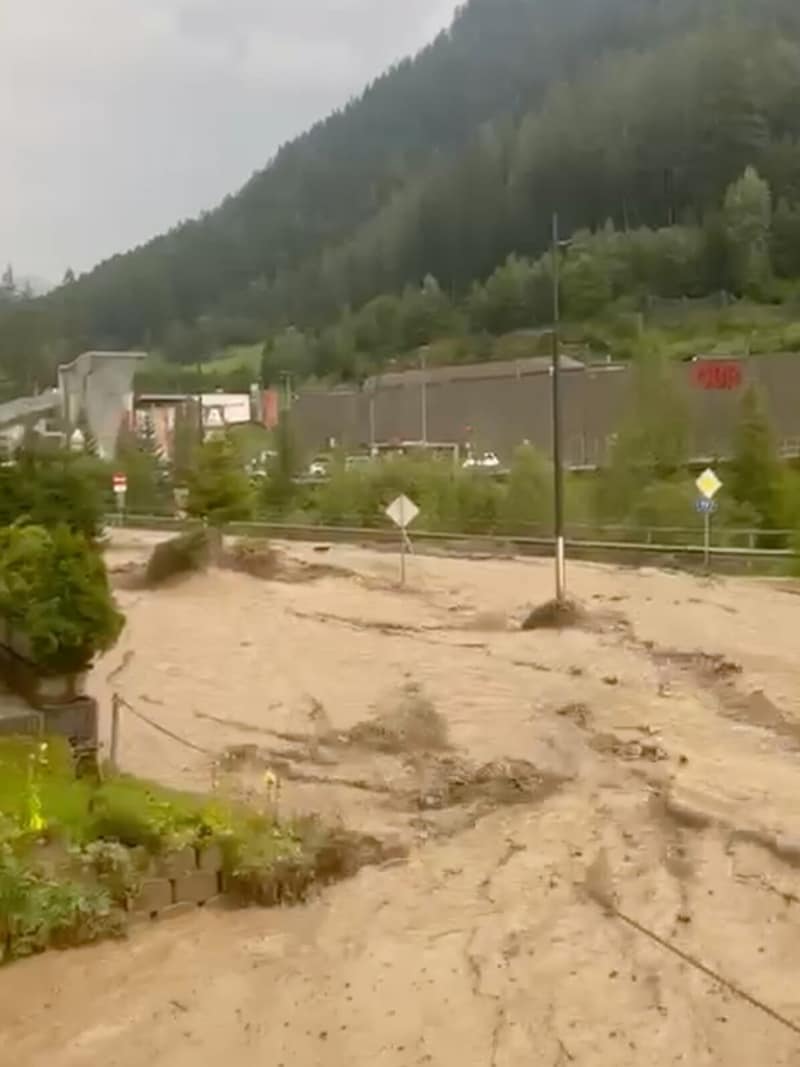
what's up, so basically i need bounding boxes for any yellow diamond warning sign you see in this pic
[696,467,722,500]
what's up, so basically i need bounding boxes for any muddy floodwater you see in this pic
[2,534,800,1065]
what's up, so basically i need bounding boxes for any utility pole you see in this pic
[551,213,566,603]
[420,346,429,446]
[368,379,377,454]
[195,360,204,445]
[280,372,293,414]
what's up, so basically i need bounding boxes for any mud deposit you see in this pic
[3,534,800,1066]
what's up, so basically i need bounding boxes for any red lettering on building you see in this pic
[691,360,743,391]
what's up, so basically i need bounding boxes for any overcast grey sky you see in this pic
[0,0,460,283]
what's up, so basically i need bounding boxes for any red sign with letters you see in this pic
[691,359,743,391]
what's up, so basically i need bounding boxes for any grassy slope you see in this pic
[141,301,800,391]
[200,344,263,376]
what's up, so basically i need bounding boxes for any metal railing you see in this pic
[107,513,796,562]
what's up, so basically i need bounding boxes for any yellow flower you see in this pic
[28,794,45,832]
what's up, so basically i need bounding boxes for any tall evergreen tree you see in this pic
[723,167,773,296]
[116,415,166,513]
[186,435,254,525]
[730,384,784,531]
[0,264,15,301]
[599,346,690,518]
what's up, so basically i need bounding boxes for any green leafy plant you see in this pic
[0,846,122,962]
[86,777,233,854]
[0,525,124,675]
[74,841,145,904]
[0,451,106,541]
[221,820,312,906]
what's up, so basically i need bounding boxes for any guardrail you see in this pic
[107,514,795,563]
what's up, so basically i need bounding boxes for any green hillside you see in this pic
[4,0,800,393]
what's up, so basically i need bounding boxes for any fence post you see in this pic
[110,692,121,771]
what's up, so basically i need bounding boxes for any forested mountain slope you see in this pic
[4,0,800,393]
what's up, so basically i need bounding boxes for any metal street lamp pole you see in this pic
[420,346,429,446]
[551,213,566,603]
[194,360,204,444]
[368,378,377,453]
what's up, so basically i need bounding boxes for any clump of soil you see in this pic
[142,528,220,588]
[223,537,352,585]
[109,561,146,590]
[590,733,669,762]
[224,538,281,580]
[522,597,586,631]
[412,755,562,811]
[219,743,261,770]
[310,826,407,882]
[652,648,742,681]
[555,702,592,728]
[347,684,450,754]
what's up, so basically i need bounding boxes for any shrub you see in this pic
[0,846,122,962]
[85,778,215,853]
[313,456,504,534]
[792,529,800,578]
[0,525,124,675]
[186,436,254,525]
[500,444,552,534]
[221,822,311,906]
[0,452,106,541]
[225,538,280,579]
[73,841,145,904]
[143,528,217,587]
[624,479,696,543]
[0,737,88,842]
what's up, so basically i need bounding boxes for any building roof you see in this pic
[58,350,148,373]
[364,355,585,391]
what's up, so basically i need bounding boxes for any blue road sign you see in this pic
[696,497,717,515]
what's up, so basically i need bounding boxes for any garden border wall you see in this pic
[126,844,225,922]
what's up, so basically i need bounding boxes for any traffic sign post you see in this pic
[703,509,712,572]
[695,498,717,515]
[385,494,420,586]
[112,473,127,521]
[695,468,722,572]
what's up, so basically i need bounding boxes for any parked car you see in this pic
[308,458,329,477]
[345,454,373,471]
[462,451,501,470]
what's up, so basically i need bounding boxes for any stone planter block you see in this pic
[196,843,223,873]
[156,847,197,879]
[159,902,198,921]
[173,870,220,905]
[129,878,173,915]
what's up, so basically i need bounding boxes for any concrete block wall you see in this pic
[128,844,224,920]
